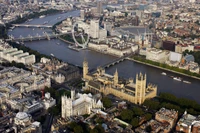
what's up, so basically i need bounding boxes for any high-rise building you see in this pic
[97,0,102,14]
[80,9,85,20]
[90,19,99,38]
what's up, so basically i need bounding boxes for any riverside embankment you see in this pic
[128,57,200,80]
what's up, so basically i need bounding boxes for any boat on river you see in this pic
[183,80,191,84]
[39,15,46,18]
[50,53,54,57]
[28,19,33,21]
[173,77,181,81]
[161,72,167,75]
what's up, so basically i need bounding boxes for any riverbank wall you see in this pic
[128,58,200,80]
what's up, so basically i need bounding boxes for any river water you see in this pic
[8,10,200,103]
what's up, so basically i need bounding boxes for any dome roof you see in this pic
[16,112,29,120]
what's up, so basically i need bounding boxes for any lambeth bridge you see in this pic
[6,32,70,42]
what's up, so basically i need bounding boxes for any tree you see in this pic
[90,129,98,133]
[144,113,152,121]
[48,106,60,116]
[74,125,83,133]
[131,117,139,127]
[102,97,112,109]
[145,125,152,132]
[132,107,144,116]
[120,109,133,121]
[93,125,105,133]
[143,99,160,110]
[125,12,128,17]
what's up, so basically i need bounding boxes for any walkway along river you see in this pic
[8,10,200,104]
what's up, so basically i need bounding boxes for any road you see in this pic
[45,114,54,133]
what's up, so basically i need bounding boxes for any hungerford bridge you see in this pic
[6,32,69,42]
[12,24,52,28]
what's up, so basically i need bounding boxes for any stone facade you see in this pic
[83,60,157,105]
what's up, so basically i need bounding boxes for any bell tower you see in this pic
[83,59,89,79]
[113,69,118,85]
[135,73,146,105]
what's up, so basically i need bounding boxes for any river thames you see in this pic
[8,10,200,103]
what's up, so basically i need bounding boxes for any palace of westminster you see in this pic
[83,60,157,105]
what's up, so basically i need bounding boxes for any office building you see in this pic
[155,108,178,129]
[0,48,35,65]
[90,19,99,38]
[146,48,169,63]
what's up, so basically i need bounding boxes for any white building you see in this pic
[14,112,32,127]
[169,51,182,62]
[14,112,42,133]
[78,22,90,35]
[0,48,35,65]
[175,44,194,54]
[61,90,103,118]
[99,28,107,40]
[146,48,169,63]
[42,92,56,109]
[89,19,107,39]
[90,19,100,39]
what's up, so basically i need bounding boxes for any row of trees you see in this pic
[133,56,200,78]
[143,92,200,115]
[1,61,29,70]
[0,25,7,38]
[119,107,152,128]
[60,34,75,43]
[68,121,105,133]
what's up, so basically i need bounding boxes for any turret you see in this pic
[135,72,146,105]
[71,89,75,100]
[113,69,118,85]
[83,59,89,79]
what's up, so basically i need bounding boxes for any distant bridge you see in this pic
[6,33,70,42]
[12,24,52,28]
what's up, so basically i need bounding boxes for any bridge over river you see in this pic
[12,24,52,28]
[6,32,70,42]
[89,53,135,73]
